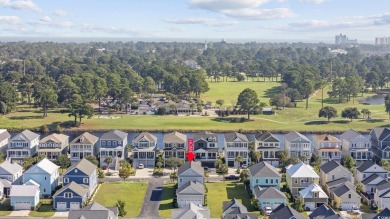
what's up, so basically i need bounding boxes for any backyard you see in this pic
[93,182,148,218]
[159,183,176,218]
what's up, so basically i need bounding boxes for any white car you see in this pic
[242,164,248,169]
[351,206,360,214]
[265,207,272,216]
[138,164,145,169]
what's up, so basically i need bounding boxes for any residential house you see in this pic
[38,133,69,161]
[53,182,88,210]
[374,181,390,210]
[248,161,281,189]
[163,132,187,165]
[177,161,204,188]
[370,127,390,161]
[252,186,286,210]
[313,134,342,164]
[286,162,320,196]
[23,158,59,196]
[222,198,257,219]
[299,183,329,211]
[355,160,388,193]
[269,203,306,219]
[193,131,219,167]
[284,131,312,162]
[172,202,210,219]
[176,181,205,207]
[7,130,40,163]
[70,132,99,164]
[309,204,343,219]
[328,181,360,210]
[374,208,390,219]
[224,132,249,167]
[68,202,118,219]
[99,130,128,170]
[132,132,157,167]
[0,160,23,183]
[0,129,10,153]
[10,184,40,210]
[0,179,11,197]
[62,158,97,197]
[340,129,371,161]
[319,160,353,187]
[255,132,281,167]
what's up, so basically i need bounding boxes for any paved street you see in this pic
[137,178,164,219]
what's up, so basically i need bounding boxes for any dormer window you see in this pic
[64,192,73,198]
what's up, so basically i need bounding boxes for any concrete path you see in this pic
[8,210,30,217]
[52,211,69,218]
[137,178,164,219]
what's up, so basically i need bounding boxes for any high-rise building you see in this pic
[335,33,357,45]
[375,37,390,45]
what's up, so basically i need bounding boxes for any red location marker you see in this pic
[186,152,195,162]
[187,138,195,162]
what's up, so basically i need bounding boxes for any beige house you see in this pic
[70,132,99,164]
[319,160,353,187]
[299,183,328,211]
[38,133,69,161]
[163,132,187,165]
[313,134,342,164]
[328,180,360,210]
[286,162,319,196]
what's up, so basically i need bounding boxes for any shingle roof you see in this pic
[177,161,204,176]
[269,203,306,219]
[252,186,286,199]
[223,213,258,219]
[376,181,390,191]
[299,183,328,199]
[356,160,375,172]
[0,160,22,175]
[164,131,186,143]
[68,202,118,219]
[133,132,157,143]
[100,130,127,140]
[222,198,248,215]
[320,160,344,174]
[0,129,10,141]
[224,132,248,142]
[374,208,390,219]
[248,161,280,178]
[330,183,356,197]
[193,131,217,142]
[26,158,59,174]
[255,132,280,142]
[0,179,11,187]
[24,179,39,186]
[327,178,349,189]
[70,132,99,145]
[361,173,381,185]
[309,204,338,219]
[341,129,363,142]
[371,127,390,141]
[313,134,341,143]
[12,129,39,141]
[284,131,310,142]
[176,181,204,195]
[53,182,88,197]
[10,185,39,197]
[63,158,97,176]
[39,133,69,144]
[171,202,210,219]
[286,162,319,178]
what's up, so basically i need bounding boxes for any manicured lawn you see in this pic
[28,204,55,217]
[93,182,148,218]
[205,182,258,218]
[0,199,12,216]
[159,183,176,218]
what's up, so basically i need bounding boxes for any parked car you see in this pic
[102,166,108,170]
[350,206,360,215]
[265,207,272,216]
[225,175,239,180]
[242,164,248,169]
[138,164,145,169]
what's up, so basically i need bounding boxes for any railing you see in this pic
[8,154,29,158]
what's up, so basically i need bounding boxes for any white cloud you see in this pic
[39,16,52,23]
[163,17,238,26]
[300,0,327,4]
[169,26,187,32]
[0,0,41,12]
[222,8,295,20]
[0,15,21,24]
[188,0,268,11]
[53,9,70,17]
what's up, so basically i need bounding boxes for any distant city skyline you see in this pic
[0,0,389,43]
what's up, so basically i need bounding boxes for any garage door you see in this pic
[305,202,315,211]
[57,202,67,210]
[70,202,80,210]
[14,202,31,210]
[341,202,357,211]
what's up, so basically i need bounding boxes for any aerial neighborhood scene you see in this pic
[1,0,390,219]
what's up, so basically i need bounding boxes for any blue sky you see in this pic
[0,0,389,43]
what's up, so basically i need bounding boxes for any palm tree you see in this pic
[235,156,244,171]
[104,157,113,173]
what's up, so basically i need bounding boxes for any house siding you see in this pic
[53,188,87,210]
[11,196,39,209]
[23,171,59,196]
[249,176,281,189]
[63,169,97,197]
[320,168,352,186]
[257,198,286,210]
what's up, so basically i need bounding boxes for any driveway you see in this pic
[52,211,69,217]
[137,178,164,219]
[8,210,30,216]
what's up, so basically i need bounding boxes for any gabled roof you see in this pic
[164,131,186,143]
[100,130,127,140]
[39,133,69,144]
[374,208,390,219]
[255,132,280,143]
[178,161,204,176]
[309,204,338,219]
[70,132,99,145]
[25,158,59,175]
[286,162,319,178]
[0,179,11,188]
[63,158,97,176]
[25,179,39,186]
[269,203,306,219]
[133,132,157,143]
[194,131,217,142]
[223,213,258,219]
[10,185,39,197]
[320,160,347,174]
[375,181,390,191]
[53,181,88,197]
[284,131,311,142]
[371,127,390,141]
[12,129,39,141]
[356,160,376,172]
[176,181,204,195]
[222,198,248,215]
[330,181,357,197]
[0,160,22,175]
[248,161,280,178]
[68,202,118,219]
[252,186,286,199]
[361,173,384,185]
[327,178,349,189]
[341,129,368,142]
[313,134,341,143]
[299,183,328,199]
[224,132,248,142]
[0,129,10,141]
[171,202,210,219]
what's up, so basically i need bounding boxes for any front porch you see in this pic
[351,151,371,160]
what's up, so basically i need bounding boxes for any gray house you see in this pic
[252,186,286,210]
[255,132,281,167]
[163,132,187,165]
[319,160,353,187]
[340,129,371,161]
[7,130,40,164]
[248,161,281,189]
[68,202,118,219]
[224,132,249,167]
[284,131,312,163]
[0,161,23,183]
[355,160,388,193]
[222,198,257,219]
[176,181,205,208]
[309,204,342,219]
[172,202,210,219]
[0,129,10,153]
[370,127,390,161]
[178,161,204,188]
[299,183,328,211]
[269,203,306,219]
[194,131,219,167]
[329,181,360,210]
[99,130,128,170]
[132,132,157,167]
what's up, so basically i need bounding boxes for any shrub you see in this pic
[40,125,49,134]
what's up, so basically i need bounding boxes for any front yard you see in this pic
[28,204,55,217]
[158,183,176,218]
[93,182,148,218]
[0,199,11,216]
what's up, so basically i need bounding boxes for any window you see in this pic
[332,175,335,180]
[64,192,73,198]
[271,179,273,184]
[102,141,106,146]
[83,178,89,183]
[276,179,278,183]
[63,178,69,183]
[44,176,47,180]
[256,179,259,184]
[348,194,351,199]
[265,179,268,183]
[44,188,46,193]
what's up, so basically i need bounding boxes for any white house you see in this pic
[224,132,249,167]
[299,183,328,211]
[7,130,40,164]
[284,131,312,163]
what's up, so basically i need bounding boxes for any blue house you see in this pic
[248,161,281,189]
[23,158,59,197]
[63,158,97,197]
[10,184,40,210]
[252,186,286,210]
[53,182,88,210]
